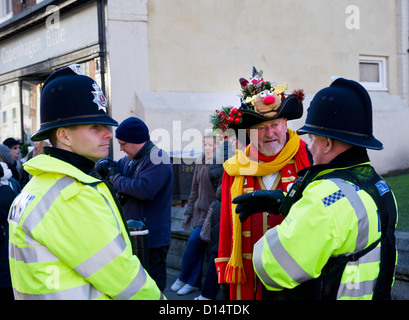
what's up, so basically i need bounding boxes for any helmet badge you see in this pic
[91,82,107,112]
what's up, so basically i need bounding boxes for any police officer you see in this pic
[234,78,397,300]
[7,65,164,300]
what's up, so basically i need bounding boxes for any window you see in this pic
[22,81,41,143]
[0,82,20,142]
[359,56,387,91]
[0,0,12,24]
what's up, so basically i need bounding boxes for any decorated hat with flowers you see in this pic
[211,67,305,132]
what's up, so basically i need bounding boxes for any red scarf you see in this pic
[249,138,310,174]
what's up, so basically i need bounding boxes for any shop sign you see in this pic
[0,3,99,74]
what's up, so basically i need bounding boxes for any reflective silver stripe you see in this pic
[75,233,127,278]
[114,263,147,300]
[337,279,377,299]
[352,243,381,264]
[264,228,313,285]
[99,190,121,231]
[22,176,75,236]
[328,179,369,251]
[13,283,104,300]
[253,234,284,290]
[336,244,381,299]
[9,242,59,263]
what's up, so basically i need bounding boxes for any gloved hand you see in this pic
[182,215,192,229]
[233,190,285,223]
[107,165,121,184]
[182,205,193,229]
[94,158,121,184]
[95,158,114,178]
[0,164,3,178]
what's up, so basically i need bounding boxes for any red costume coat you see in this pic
[215,140,310,300]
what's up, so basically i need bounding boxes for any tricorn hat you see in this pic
[211,67,305,132]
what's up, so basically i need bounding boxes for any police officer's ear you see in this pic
[55,127,74,148]
[325,137,353,158]
[322,136,333,155]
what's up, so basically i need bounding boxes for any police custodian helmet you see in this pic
[31,64,118,141]
[297,77,383,150]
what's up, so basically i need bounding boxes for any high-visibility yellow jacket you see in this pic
[253,162,397,300]
[8,154,165,300]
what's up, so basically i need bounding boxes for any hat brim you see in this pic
[297,124,383,150]
[230,93,303,129]
[31,114,118,141]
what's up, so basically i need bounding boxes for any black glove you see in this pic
[0,165,3,178]
[94,158,121,184]
[233,190,285,223]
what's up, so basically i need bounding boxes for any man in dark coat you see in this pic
[95,117,173,292]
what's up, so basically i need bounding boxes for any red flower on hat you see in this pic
[293,89,305,102]
[211,106,242,132]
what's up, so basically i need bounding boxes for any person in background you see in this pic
[8,65,163,300]
[0,144,19,185]
[170,134,217,296]
[0,146,20,300]
[0,145,20,194]
[195,131,247,300]
[2,138,24,186]
[95,117,173,292]
[22,140,52,180]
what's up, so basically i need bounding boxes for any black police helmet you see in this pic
[297,78,383,150]
[32,64,118,141]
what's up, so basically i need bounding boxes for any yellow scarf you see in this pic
[222,129,301,284]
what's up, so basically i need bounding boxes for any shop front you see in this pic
[0,0,106,153]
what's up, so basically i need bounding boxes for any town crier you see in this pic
[213,68,311,300]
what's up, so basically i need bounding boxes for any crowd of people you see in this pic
[0,64,398,300]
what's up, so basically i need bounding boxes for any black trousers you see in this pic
[146,245,169,292]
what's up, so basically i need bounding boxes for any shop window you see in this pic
[0,82,20,142]
[359,56,387,91]
[22,81,41,144]
[0,0,12,24]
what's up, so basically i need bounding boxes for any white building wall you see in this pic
[106,0,150,158]
[106,0,409,175]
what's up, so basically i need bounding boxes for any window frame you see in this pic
[359,56,388,91]
[0,0,12,24]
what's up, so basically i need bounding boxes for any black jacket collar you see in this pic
[44,147,96,175]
